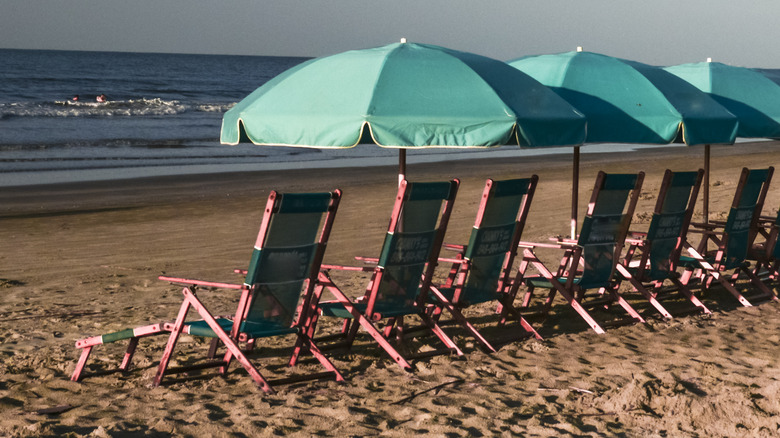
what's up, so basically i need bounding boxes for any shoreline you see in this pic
[0,142,700,188]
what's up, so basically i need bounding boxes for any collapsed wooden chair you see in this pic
[613,169,711,318]
[513,171,645,334]
[294,180,465,371]
[429,177,542,351]
[72,190,344,393]
[678,167,778,306]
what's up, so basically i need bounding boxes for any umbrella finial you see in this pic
[707,57,712,63]
[400,37,407,44]
[576,46,583,52]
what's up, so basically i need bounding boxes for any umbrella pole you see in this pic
[571,146,580,239]
[703,144,710,224]
[398,149,407,186]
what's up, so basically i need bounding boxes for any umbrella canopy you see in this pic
[508,50,739,235]
[666,60,780,222]
[221,41,586,161]
[665,61,780,139]
[508,50,738,146]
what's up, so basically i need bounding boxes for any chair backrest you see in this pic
[241,190,341,330]
[373,179,459,314]
[460,176,538,301]
[643,169,704,280]
[577,171,644,289]
[721,167,773,269]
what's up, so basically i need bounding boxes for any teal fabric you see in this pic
[644,172,698,280]
[665,62,780,139]
[318,300,417,319]
[370,181,452,316]
[680,168,770,270]
[101,328,136,344]
[576,174,638,289]
[184,319,298,339]
[221,42,586,148]
[241,192,333,333]
[509,51,737,145]
[458,178,532,304]
[720,169,770,269]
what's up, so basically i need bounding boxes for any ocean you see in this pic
[2,49,776,187]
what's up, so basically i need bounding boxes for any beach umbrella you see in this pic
[221,40,586,185]
[665,60,780,221]
[508,49,738,235]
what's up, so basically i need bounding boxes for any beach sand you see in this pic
[2,141,780,437]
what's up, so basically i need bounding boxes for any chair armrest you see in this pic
[158,275,244,290]
[518,240,577,250]
[354,256,379,264]
[438,256,467,264]
[690,221,718,230]
[321,263,376,272]
[442,243,466,252]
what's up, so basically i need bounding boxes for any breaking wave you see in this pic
[0,98,235,119]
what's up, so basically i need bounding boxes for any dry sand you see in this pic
[1,142,780,437]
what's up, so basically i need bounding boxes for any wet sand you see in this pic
[1,141,780,437]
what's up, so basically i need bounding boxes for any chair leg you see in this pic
[154,296,193,387]
[299,336,345,382]
[742,266,779,301]
[119,337,140,371]
[615,264,671,319]
[417,312,464,356]
[207,338,220,359]
[610,292,645,323]
[71,347,93,382]
[712,273,752,307]
[669,278,711,314]
[428,286,497,353]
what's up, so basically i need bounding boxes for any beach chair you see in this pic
[72,190,345,393]
[678,167,777,306]
[512,171,645,334]
[428,177,542,350]
[613,169,711,318]
[294,180,463,371]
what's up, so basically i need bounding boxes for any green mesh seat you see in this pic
[305,180,462,371]
[428,177,542,349]
[518,171,645,334]
[72,190,344,393]
[677,167,777,307]
[612,170,709,318]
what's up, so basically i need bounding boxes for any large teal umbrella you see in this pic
[665,61,780,139]
[221,41,586,184]
[666,60,780,221]
[509,50,738,234]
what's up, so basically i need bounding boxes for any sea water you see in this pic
[2,49,772,187]
[2,48,553,186]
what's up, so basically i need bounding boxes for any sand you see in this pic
[1,141,780,437]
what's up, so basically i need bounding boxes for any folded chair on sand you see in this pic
[293,180,463,371]
[678,167,778,306]
[72,190,345,393]
[613,169,711,318]
[513,171,645,334]
[429,177,542,351]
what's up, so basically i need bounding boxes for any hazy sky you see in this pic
[3,0,780,67]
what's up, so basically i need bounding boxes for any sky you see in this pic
[2,0,780,68]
